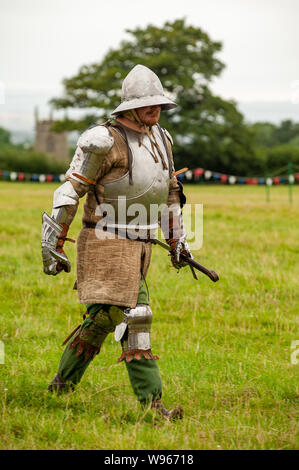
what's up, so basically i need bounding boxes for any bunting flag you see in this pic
[246,178,258,185]
[169,167,298,186]
[0,167,298,186]
[0,170,66,183]
[193,168,204,179]
[220,174,228,183]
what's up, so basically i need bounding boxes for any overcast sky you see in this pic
[1,0,299,133]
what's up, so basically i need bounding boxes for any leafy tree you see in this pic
[0,126,68,174]
[273,120,299,145]
[250,122,277,147]
[0,127,11,146]
[248,120,299,173]
[51,19,224,125]
[0,146,68,173]
[249,120,299,148]
[288,135,299,147]
[51,18,257,174]
[265,145,299,172]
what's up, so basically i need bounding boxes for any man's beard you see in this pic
[136,107,161,126]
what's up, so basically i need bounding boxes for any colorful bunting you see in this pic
[0,167,297,186]
[246,178,258,185]
[193,168,204,179]
[185,170,193,180]
[228,175,237,184]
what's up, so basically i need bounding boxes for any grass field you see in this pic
[0,182,298,450]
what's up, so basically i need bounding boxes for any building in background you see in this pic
[34,107,69,160]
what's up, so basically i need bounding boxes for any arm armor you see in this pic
[66,125,114,185]
[41,125,114,275]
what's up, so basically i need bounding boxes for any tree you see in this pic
[272,120,299,145]
[0,127,11,146]
[51,18,257,174]
[265,145,299,172]
[250,122,277,147]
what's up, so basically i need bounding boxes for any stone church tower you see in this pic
[34,108,69,160]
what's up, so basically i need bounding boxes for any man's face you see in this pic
[136,105,161,126]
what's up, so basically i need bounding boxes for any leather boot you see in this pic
[151,399,183,420]
[47,373,75,393]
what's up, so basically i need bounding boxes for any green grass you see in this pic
[0,182,298,450]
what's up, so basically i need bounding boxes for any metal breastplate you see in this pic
[102,125,170,229]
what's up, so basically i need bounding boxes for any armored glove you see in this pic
[164,204,193,270]
[41,212,73,275]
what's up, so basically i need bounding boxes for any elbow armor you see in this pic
[53,180,80,208]
[66,125,114,185]
[51,180,80,225]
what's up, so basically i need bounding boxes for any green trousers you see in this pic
[57,280,162,404]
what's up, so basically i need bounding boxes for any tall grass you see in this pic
[0,182,298,450]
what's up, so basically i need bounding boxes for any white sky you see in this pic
[1,0,299,132]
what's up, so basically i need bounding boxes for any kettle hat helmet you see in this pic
[111,64,177,115]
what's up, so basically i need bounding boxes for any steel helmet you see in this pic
[111,64,177,115]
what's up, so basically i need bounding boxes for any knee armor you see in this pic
[115,304,159,362]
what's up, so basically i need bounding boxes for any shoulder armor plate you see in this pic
[77,125,114,155]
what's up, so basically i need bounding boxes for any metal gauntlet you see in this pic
[41,181,79,275]
[41,212,71,275]
[115,304,159,362]
[162,203,192,269]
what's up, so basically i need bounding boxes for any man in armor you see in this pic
[42,64,192,420]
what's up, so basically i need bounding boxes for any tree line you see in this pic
[1,119,299,177]
[1,19,299,176]
[0,127,68,175]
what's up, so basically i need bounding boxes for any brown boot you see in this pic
[151,399,183,420]
[47,373,75,394]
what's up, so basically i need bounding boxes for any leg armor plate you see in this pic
[115,304,159,362]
